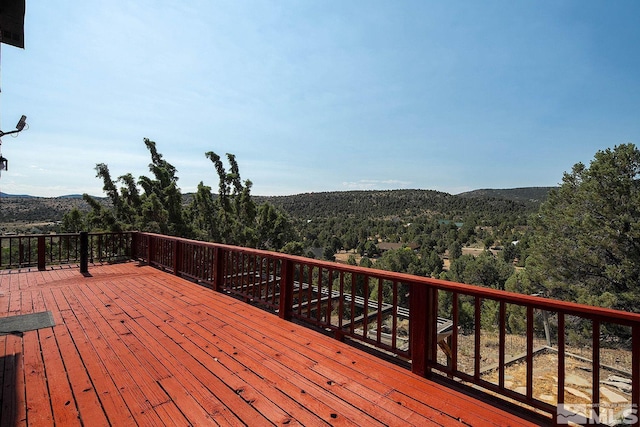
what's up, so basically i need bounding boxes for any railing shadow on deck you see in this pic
[2,230,639,425]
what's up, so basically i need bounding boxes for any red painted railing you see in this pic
[0,232,132,270]
[134,232,640,425]
[3,230,639,424]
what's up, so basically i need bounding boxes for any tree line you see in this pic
[59,139,640,322]
[63,138,296,252]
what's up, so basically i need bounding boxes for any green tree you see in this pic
[61,207,85,233]
[280,241,305,256]
[323,246,335,261]
[82,138,297,249]
[448,241,462,260]
[256,202,296,251]
[374,247,427,276]
[463,251,514,290]
[359,257,373,268]
[528,143,640,312]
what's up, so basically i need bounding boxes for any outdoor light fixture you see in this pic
[16,114,26,131]
[0,114,27,137]
[0,115,27,174]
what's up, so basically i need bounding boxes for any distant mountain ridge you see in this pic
[457,187,555,203]
[0,192,85,199]
[0,192,35,198]
[256,187,552,221]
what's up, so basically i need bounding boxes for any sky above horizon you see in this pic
[0,1,638,197]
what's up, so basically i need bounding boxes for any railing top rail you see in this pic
[138,232,640,326]
[0,231,134,238]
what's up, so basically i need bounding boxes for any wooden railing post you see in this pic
[410,282,437,377]
[80,232,89,274]
[37,236,46,271]
[633,324,640,427]
[279,259,294,321]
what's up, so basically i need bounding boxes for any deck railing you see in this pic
[0,232,132,270]
[3,230,639,424]
[134,232,640,425]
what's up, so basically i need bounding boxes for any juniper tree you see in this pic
[528,143,640,312]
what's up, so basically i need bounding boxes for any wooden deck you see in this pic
[0,262,547,426]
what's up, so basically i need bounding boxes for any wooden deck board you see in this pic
[40,288,109,427]
[0,263,548,426]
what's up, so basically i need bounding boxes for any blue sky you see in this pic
[0,1,638,197]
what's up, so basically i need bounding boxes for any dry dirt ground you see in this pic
[448,333,633,410]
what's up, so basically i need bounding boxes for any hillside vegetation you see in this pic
[258,188,549,221]
[0,187,548,230]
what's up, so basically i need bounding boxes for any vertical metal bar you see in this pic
[193,244,198,278]
[255,256,262,301]
[429,287,438,365]
[247,253,252,297]
[239,252,245,296]
[230,251,237,290]
[557,312,565,406]
[325,269,334,327]
[632,325,639,427]
[18,239,24,267]
[526,306,534,400]
[338,271,345,330]
[238,252,243,294]
[97,234,102,263]
[363,275,370,340]
[499,300,506,388]
[306,264,313,319]
[350,273,356,336]
[62,235,67,263]
[474,297,481,380]
[268,259,275,305]
[251,255,257,299]
[592,320,600,421]
[392,280,398,353]
[316,267,323,322]
[452,292,459,373]
[260,256,266,302]
[376,277,383,344]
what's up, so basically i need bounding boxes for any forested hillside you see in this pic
[261,188,543,221]
[0,196,96,226]
[457,187,553,203]
[1,188,542,229]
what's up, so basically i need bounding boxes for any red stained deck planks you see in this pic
[0,263,547,426]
